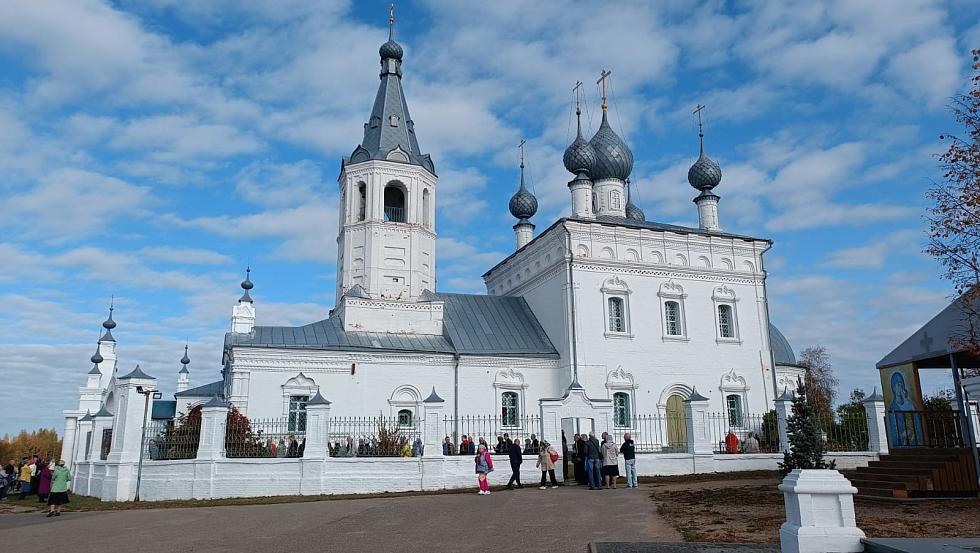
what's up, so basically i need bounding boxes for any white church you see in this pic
[61,14,807,473]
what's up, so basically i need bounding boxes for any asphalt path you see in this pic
[0,483,680,553]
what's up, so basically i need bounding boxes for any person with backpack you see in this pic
[474,444,493,495]
[536,440,559,489]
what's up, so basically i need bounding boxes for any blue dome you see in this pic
[589,112,633,180]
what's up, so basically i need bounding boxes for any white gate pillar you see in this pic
[862,388,888,454]
[420,388,448,490]
[197,397,229,461]
[779,469,865,553]
[775,387,794,453]
[303,392,331,460]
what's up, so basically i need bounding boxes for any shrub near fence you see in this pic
[143,419,200,460]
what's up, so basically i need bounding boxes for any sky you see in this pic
[0,0,977,437]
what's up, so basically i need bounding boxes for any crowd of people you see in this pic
[330,435,424,457]
[1,455,72,516]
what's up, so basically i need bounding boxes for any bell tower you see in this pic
[333,6,443,335]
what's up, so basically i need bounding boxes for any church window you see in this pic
[397,409,413,426]
[613,392,631,427]
[501,391,519,426]
[726,394,743,428]
[288,395,309,432]
[608,297,625,332]
[664,301,681,336]
[357,182,366,222]
[718,305,735,338]
[611,191,621,210]
[384,183,406,222]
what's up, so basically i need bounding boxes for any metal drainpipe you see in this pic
[565,226,579,384]
[758,243,781,406]
[453,353,460,443]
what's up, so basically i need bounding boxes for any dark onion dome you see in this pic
[379,39,403,61]
[688,142,722,191]
[180,345,190,366]
[90,344,104,365]
[508,163,538,221]
[102,306,117,330]
[563,107,598,175]
[625,199,645,221]
[589,111,633,181]
[240,267,254,303]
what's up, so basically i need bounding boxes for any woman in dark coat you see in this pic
[37,460,52,503]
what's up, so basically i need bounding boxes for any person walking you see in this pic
[474,444,493,495]
[536,440,559,489]
[601,434,619,489]
[46,460,71,517]
[38,460,52,503]
[506,436,523,489]
[584,432,602,490]
[620,432,637,489]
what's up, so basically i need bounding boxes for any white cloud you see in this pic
[139,246,234,265]
[886,38,962,108]
[821,229,925,269]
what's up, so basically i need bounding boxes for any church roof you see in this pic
[876,292,980,369]
[174,380,224,398]
[224,292,558,358]
[769,323,798,366]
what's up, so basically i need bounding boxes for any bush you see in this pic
[779,380,835,475]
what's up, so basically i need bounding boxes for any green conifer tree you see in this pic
[780,379,836,475]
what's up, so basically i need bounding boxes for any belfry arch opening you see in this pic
[384,183,406,223]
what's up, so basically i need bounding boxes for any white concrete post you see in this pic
[422,387,446,458]
[60,413,79,470]
[197,397,229,461]
[90,406,114,461]
[684,388,714,455]
[862,388,888,454]
[108,366,156,464]
[778,469,865,553]
[303,392,331,460]
[775,387,794,453]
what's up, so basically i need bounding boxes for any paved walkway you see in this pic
[0,484,680,553]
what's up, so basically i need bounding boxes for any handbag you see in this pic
[549,451,559,463]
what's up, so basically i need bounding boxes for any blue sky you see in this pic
[0,0,977,436]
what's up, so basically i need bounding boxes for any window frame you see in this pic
[288,394,309,432]
[397,409,413,427]
[726,393,744,429]
[712,285,741,344]
[613,391,631,428]
[601,276,633,339]
[500,391,520,427]
[658,281,689,342]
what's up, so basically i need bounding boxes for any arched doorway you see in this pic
[665,394,687,451]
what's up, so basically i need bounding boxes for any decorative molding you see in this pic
[606,365,637,389]
[600,275,631,293]
[719,368,749,392]
[494,367,528,389]
[712,284,737,301]
[658,279,686,298]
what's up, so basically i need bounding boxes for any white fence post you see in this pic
[197,397,229,461]
[862,388,888,455]
[778,469,865,553]
[108,366,156,464]
[684,388,714,458]
[422,387,445,458]
[775,387,794,453]
[303,392,331,460]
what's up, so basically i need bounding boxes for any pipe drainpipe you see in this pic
[565,226,579,384]
[453,352,461,442]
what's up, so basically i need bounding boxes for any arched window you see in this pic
[422,188,431,228]
[397,409,413,426]
[501,391,519,426]
[288,395,309,432]
[718,304,735,338]
[613,392,631,427]
[356,182,366,222]
[726,394,743,428]
[384,184,406,222]
[608,297,625,332]
[664,301,681,336]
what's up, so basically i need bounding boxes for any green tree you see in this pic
[780,379,836,475]
[923,389,955,412]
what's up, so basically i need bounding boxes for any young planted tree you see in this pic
[928,49,980,362]
[780,379,836,475]
[798,345,838,422]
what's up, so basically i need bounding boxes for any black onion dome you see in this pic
[625,199,645,221]
[563,112,598,175]
[589,111,633,180]
[688,150,722,191]
[379,39,403,61]
[509,164,538,221]
[180,345,190,366]
[102,307,116,330]
[90,344,104,365]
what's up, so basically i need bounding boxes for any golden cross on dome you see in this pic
[597,69,611,111]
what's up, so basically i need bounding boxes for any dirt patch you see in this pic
[652,483,980,544]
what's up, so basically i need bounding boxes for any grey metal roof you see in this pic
[769,324,798,366]
[225,292,558,358]
[863,388,884,403]
[119,364,154,380]
[686,387,709,402]
[689,139,722,191]
[94,404,113,418]
[174,380,224,398]
[203,396,230,408]
[423,386,444,403]
[876,293,980,369]
[151,400,177,420]
[345,25,435,176]
[88,364,101,375]
[307,391,331,406]
[79,411,93,422]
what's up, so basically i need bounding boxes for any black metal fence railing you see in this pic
[383,206,405,223]
[706,412,781,454]
[441,415,542,455]
[143,419,201,460]
[226,417,305,458]
[611,414,689,453]
[886,410,965,448]
[328,416,422,457]
[100,428,113,460]
[817,413,869,452]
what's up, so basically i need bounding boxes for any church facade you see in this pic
[61,17,805,466]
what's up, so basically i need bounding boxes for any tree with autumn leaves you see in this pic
[928,49,980,360]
